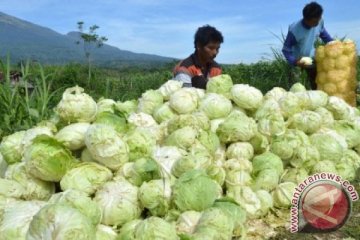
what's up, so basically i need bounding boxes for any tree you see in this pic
[76,21,108,87]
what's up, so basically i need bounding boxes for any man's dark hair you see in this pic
[303,2,323,19]
[194,25,224,48]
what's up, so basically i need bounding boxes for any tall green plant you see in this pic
[76,21,108,88]
[0,58,60,140]
[0,56,27,137]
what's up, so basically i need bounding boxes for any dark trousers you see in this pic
[288,66,317,90]
[305,66,317,90]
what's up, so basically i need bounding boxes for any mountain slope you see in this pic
[0,12,175,66]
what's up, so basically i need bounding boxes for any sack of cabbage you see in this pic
[0,75,359,240]
[315,39,358,107]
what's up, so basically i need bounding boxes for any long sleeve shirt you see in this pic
[173,52,222,89]
[282,19,333,66]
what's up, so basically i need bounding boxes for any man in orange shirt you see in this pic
[173,25,224,89]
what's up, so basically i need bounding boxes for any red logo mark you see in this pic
[301,183,351,231]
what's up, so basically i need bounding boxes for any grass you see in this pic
[0,58,59,139]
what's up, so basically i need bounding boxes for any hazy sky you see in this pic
[1,0,359,64]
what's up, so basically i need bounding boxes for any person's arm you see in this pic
[173,72,192,87]
[319,27,333,44]
[282,31,298,66]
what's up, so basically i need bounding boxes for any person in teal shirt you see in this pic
[282,1,333,89]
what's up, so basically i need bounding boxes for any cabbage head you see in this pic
[115,99,138,118]
[96,225,118,240]
[290,144,320,169]
[175,210,202,235]
[94,112,127,134]
[117,219,142,240]
[153,102,177,123]
[158,80,183,100]
[94,178,142,227]
[127,112,157,128]
[125,127,156,161]
[199,93,232,119]
[278,92,302,119]
[310,133,345,162]
[192,207,234,240]
[290,82,306,92]
[85,124,129,171]
[173,169,221,212]
[169,88,198,114]
[231,84,263,110]
[26,204,95,240]
[152,145,185,178]
[252,169,280,191]
[24,135,77,182]
[281,167,309,184]
[134,217,178,240]
[206,74,233,98]
[0,130,26,164]
[272,182,297,208]
[55,122,90,150]
[0,178,25,198]
[206,165,226,186]
[249,132,270,154]
[252,152,284,176]
[216,111,257,143]
[333,120,360,148]
[255,190,273,217]
[336,161,356,181]
[21,126,54,151]
[226,186,261,219]
[48,189,102,226]
[60,162,113,195]
[55,85,97,123]
[311,160,337,174]
[257,112,286,137]
[167,112,210,134]
[270,129,310,161]
[288,110,322,134]
[295,90,328,110]
[138,179,172,216]
[164,126,198,150]
[326,96,354,120]
[116,157,160,187]
[198,130,220,155]
[213,198,247,237]
[342,149,360,169]
[0,200,46,240]
[226,142,254,161]
[225,169,252,189]
[5,162,55,200]
[172,142,212,177]
[96,98,116,114]
[80,148,96,162]
[264,87,287,102]
[314,107,334,127]
[137,89,163,115]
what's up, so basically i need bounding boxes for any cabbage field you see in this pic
[0,40,360,240]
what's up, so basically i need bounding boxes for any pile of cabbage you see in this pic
[0,75,360,240]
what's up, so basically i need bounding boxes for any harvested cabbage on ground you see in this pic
[0,73,360,240]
